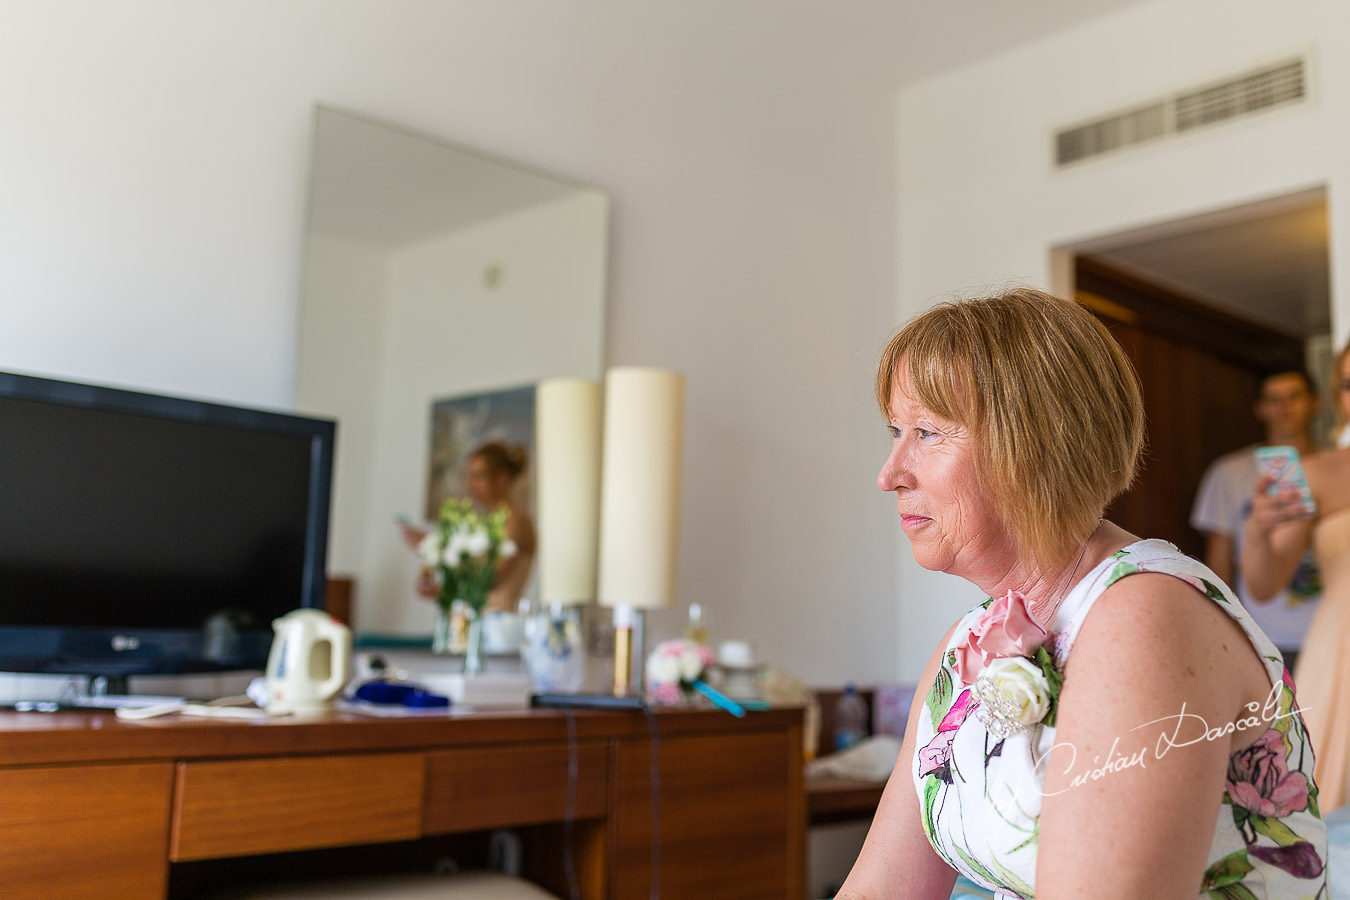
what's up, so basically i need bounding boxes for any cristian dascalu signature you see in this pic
[1028,680,1303,797]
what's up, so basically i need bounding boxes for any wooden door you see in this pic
[1075,257,1304,557]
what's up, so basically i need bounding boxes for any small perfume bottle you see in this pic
[685,602,709,645]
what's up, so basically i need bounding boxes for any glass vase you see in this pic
[432,602,455,654]
[522,604,585,692]
[464,612,484,676]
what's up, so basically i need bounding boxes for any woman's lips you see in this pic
[899,514,931,530]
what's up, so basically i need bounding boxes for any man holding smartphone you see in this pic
[1191,368,1322,673]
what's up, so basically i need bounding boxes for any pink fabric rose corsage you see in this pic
[952,591,1065,738]
[953,590,1048,686]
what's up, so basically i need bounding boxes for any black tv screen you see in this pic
[0,371,335,678]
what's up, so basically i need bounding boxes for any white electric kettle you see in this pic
[265,609,352,717]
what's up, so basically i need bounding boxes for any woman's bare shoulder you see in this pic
[1067,572,1268,732]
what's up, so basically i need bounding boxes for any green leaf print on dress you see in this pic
[1201,850,1254,891]
[930,667,954,731]
[1103,559,1140,587]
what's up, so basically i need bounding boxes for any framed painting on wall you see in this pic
[424,384,535,521]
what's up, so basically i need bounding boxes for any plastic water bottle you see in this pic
[834,683,867,751]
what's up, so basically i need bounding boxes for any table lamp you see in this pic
[533,378,602,692]
[536,377,603,606]
[597,367,685,695]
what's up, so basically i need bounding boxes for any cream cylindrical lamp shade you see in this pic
[597,367,685,612]
[535,378,603,606]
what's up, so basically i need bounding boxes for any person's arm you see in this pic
[489,509,536,598]
[1240,475,1313,601]
[1201,531,1234,588]
[398,519,429,550]
[1036,573,1268,899]
[836,623,959,900]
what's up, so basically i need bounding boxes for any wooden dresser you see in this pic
[0,705,805,900]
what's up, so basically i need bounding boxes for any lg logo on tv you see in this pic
[111,635,140,652]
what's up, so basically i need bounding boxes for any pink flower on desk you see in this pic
[917,689,978,780]
[1227,728,1309,819]
[644,638,715,705]
[953,590,1048,686]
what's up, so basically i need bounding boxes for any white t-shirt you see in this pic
[1190,445,1322,651]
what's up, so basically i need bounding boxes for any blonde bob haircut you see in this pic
[876,288,1145,573]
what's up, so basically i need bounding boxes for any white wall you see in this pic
[894,0,1350,680]
[0,1,899,686]
[295,235,386,573]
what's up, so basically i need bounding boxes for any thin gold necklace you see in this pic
[1036,518,1104,629]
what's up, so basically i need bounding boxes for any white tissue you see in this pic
[805,735,904,782]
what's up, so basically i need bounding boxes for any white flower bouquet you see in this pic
[416,497,517,617]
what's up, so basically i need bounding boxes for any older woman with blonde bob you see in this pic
[841,289,1325,900]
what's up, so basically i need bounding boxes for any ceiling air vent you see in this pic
[1056,102,1167,166]
[1054,56,1308,168]
[1174,59,1306,132]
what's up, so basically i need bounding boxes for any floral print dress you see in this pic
[911,539,1327,899]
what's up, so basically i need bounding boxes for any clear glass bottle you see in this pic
[834,683,867,751]
[684,602,709,645]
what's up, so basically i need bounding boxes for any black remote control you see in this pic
[532,692,647,710]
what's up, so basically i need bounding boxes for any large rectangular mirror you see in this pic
[295,107,608,635]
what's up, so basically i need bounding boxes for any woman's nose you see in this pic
[877,444,912,492]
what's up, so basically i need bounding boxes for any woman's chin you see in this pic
[904,540,952,574]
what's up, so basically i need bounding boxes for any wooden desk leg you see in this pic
[522,819,606,900]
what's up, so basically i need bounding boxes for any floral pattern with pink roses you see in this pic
[1228,729,1309,819]
[1202,688,1326,894]
[916,544,1327,900]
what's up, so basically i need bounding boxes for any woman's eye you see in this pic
[888,426,901,439]
[916,427,935,440]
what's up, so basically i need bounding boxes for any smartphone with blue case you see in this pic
[1255,445,1317,518]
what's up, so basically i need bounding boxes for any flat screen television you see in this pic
[0,371,335,683]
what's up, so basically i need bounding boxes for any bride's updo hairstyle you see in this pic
[876,288,1145,573]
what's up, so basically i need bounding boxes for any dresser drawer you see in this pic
[0,762,173,899]
[424,741,607,834]
[170,752,424,860]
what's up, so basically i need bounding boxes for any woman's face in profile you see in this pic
[877,367,1010,585]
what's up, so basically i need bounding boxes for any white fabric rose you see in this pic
[417,532,442,567]
[499,539,518,559]
[980,656,1051,726]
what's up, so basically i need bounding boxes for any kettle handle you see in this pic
[314,615,352,701]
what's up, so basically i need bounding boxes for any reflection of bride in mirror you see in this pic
[399,441,537,613]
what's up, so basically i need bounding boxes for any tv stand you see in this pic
[0,705,805,899]
[88,673,130,696]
